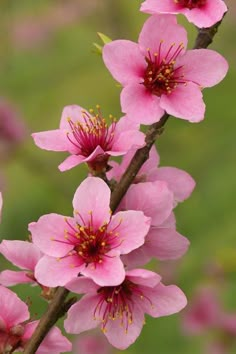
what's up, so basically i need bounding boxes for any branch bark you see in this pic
[23,18,225,354]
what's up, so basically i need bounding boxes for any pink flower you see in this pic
[73,331,113,354]
[0,240,42,287]
[0,285,71,353]
[64,269,187,349]
[140,0,227,28]
[182,287,220,335]
[29,177,150,287]
[103,15,228,124]
[108,145,195,205]
[119,181,190,268]
[32,105,145,172]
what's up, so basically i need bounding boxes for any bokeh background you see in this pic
[0,1,235,353]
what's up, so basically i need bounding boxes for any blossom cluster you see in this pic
[0,2,228,353]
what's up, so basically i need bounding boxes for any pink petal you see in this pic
[138,15,187,59]
[110,129,145,154]
[82,251,125,287]
[23,321,72,354]
[73,177,111,229]
[122,181,173,226]
[103,40,145,86]
[160,82,205,122]
[145,227,190,260]
[64,295,100,333]
[139,145,160,179]
[108,211,150,254]
[35,255,82,287]
[58,154,86,171]
[0,285,29,326]
[0,270,34,286]
[66,277,99,294]
[126,268,161,288]
[184,0,227,28]
[29,214,75,257]
[155,167,196,203]
[121,83,165,125]
[0,240,42,270]
[176,49,228,88]
[104,304,144,350]
[60,105,91,129]
[121,247,151,269]
[140,0,180,14]
[32,130,69,152]
[143,282,187,317]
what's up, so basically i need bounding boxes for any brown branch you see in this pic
[23,18,224,354]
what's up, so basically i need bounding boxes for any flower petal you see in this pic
[160,82,205,122]
[122,181,173,226]
[103,40,145,86]
[176,49,228,88]
[140,0,180,14]
[108,211,150,254]
[32,130,69,152]
[29,214,75,257]
[0,240,42,270]
[155,167,196,203]
[126,268,161,288]
[121,83,164,125]
[0,270,34,286]
[35,255,82,287]
[0,285,29,326]
[104,304,144,350]
[82,251,125,287]
[143,282,187,317]
[64,295,100,334]
[66,277,99,294]
[145,227,190,260]
[73,177,111,229]
[58,154,86,172]
[138,15,187,59]
[60,105,91,129]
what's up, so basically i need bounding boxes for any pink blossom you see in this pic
[182,287,221,335]
[103,15,228,124]
[140,0,227,28]
[32,105,145,172]
[108,145,196,205]
[0,285,71,353]
[73,331,113,354]
[29,177,150,287]
[118,181,190,268]
[0,99,26,144]
[0,240,43,287]
[64,269,187,349]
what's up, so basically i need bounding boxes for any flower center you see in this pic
[66,107,116,158]
[94,279,152,334]
[174,0,207,9]
[57,214,122,267]
[143,42,186,96]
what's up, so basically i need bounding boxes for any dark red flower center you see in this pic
[143,42,186,96]
[94,279,152,333]
[66,107,116,158]
[55,214,122,267]
[174,0,207,9]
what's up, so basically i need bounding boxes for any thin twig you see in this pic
[23,18,225,354]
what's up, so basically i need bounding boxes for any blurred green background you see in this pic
[0,1,235,353]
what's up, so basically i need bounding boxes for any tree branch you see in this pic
[23,18,225,354]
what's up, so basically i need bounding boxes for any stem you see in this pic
[23,19,224,354]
